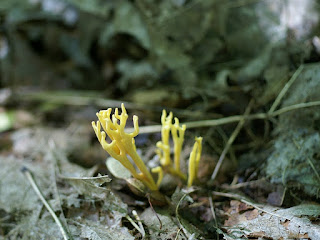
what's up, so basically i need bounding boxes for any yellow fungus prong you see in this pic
[187,137,203,187]
[114,107,121,120]
[171,117,186,175]
[160,110,172,146]
[121,103,127,115]
[156,141,171,166]
[151,166,163,187]
[129,115,139,138]
[157,110,173,167]
[194,137,202,176]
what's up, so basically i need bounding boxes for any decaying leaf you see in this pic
[0,156,49,213]
[79,219,134,240]
[0,145,131,239]
[140,208,180,240]
[223,200,320,239]
[61,175,111,197]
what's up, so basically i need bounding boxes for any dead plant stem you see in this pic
[210,100,253,181]
[22,168,70,240]
[134,100,320,134]
[268,65,304,114]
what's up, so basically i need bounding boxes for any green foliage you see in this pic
[266,64,320,197]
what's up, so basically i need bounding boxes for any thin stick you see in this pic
[268,65,304,114]
[211,101,253,181]
[241,199,287,220]
[209,196,220,239]
[132,210,145,237]
[126,214,145,237]
[48,141,72,238]
[175,193,188,238]
[212,191,248,201]
[222,178,267,189]
[132,100,320,134]
[307,157,320,183]
[271,101,320,116]
[174,228,183,240]
[212,191,289,220]
[22,167,70,240]
[147,194,162,229]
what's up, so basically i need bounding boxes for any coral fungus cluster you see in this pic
[92,104,202,192]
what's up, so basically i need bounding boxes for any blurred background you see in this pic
[1,1,320,238]
[2,0,320,239]
[1,0,319,104]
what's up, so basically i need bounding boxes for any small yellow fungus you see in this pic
[156,110,202,185]
[92,103,158,191]
[187,137,203,187]
[156,110,187,180]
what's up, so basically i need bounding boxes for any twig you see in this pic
[212,191,288,220]
[22,167,70,240]
[271,101,320,116]
[174,228,183,240]
[126,214,145,237]
[48,140,72,238]
[147,193,162,229]
[210,100,253,181]
[132,210,145,238]
[209,196,220,239]
[221,178,267,189]
[132,100,320,134]
[175,193,189,239]
[268,65,304,114]
[212,191,249,201]
[307,157,320,183]
[240,199,287,220]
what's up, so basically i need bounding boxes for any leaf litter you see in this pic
[1,130,130,239]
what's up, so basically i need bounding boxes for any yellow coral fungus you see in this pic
[156,110,187,180]
[92,103,158,191]
[156,110,202,184]
[187,137,203,187]
[92,104,203,193]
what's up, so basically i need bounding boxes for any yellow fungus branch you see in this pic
[171,117,187,179]
[151,166,164,187]
[157,110,173,166]
[187,137,203,187]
